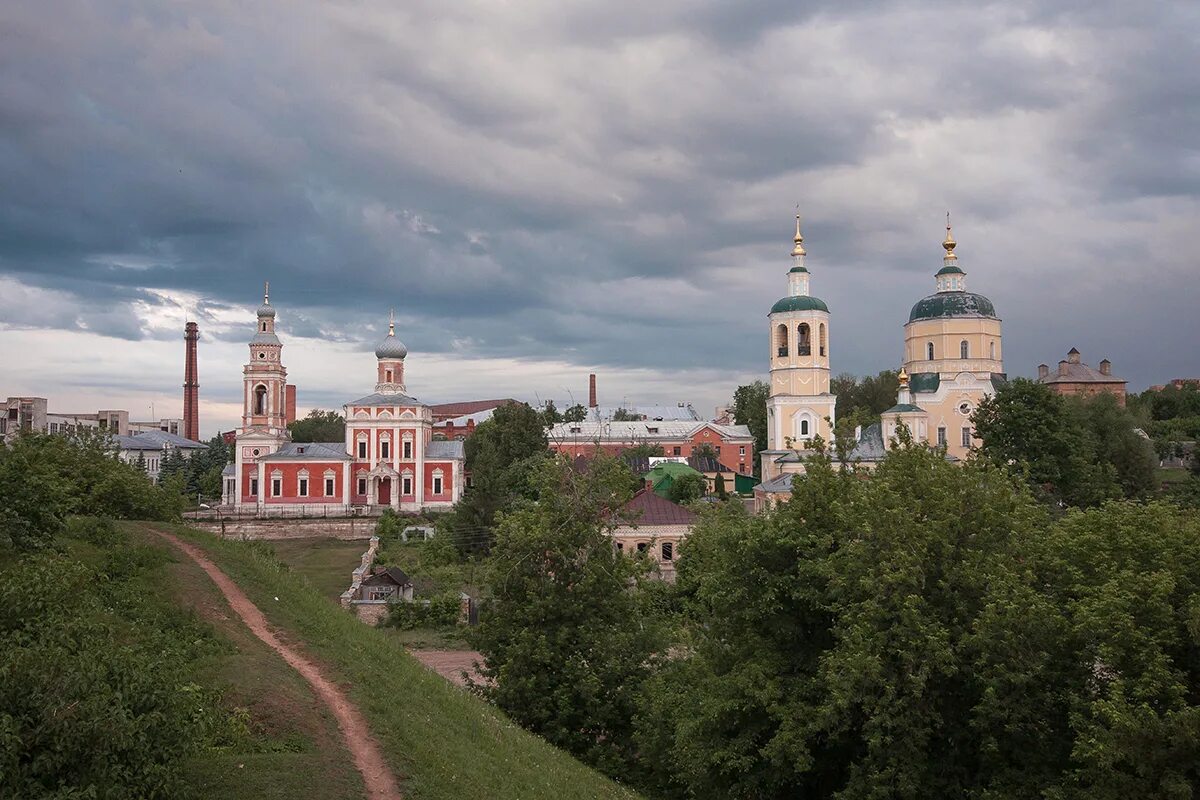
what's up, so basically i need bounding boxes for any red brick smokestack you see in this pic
[285,385,297,425]
[589,373,597,408]
[183,322,200,441]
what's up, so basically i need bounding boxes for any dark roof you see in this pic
[618,489,697,526]
[113,430,207,451]
[429,399,517,418]
[908,373,941,393]
[687,454,731,473]
[846,422,887,462]
[908,291,997,322]
[883,403,924,413]
[770,295,829,314]
[362,566,412,586]
[426,440,465,459]
[788,265,808,274]
[1039,360,1126,385]
[935,264,965,276]
[346,391,425,407]
[260,442,351,462]
[756,473,797,494]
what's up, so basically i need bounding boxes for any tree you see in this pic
[1069,393,1156,498]
[714,472,728,499]
[622,442,665,460]
[287,408,345,442]
[732,380,768,477]
[972,378,1118,507]
[692,442,718,460]
[541,400,562,424]
[562,403,588,423]
[0,435,72,550]
[474,454,662,780]
[612,408,639,421]
[668,472,705,504]
[832,370,900,425]
[445,402,549,553]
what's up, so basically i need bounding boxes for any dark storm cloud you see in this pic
[1,0,1198,393]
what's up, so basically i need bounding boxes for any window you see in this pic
[962,427,972,448]
[271,478,282,496]
[616,542,624,553]
[715,446,721,455]
[402,475,413,495]
[380,440,390,459]
[357,439,367,459]
[261,322,267,332]
[298,478,309,496]
[797,323,811,356]
[739,446,745,456]
[775,324,788,357]
[385,369,393,382]
[324,477,335,496]
[636,542,648,553]
[960,340,969,359]
[673,446,681,456]
[937,427,947,446]
[990,341,996,360]
[819,323,826,357]
[250,478,258,496]
[403,439,412,459]
[254,384,267,415]
[357,477,367,495]
[433,475,443,494]
[800,418,810,437]
[661,542,673,561]
[927,342,935,360]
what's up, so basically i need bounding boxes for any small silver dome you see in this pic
[375,334,407,360]
[257,302,276,318]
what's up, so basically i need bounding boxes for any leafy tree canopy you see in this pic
[287,408,346,443]
[732,380,768,476]
[562,403,588,423]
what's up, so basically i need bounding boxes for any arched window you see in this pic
[385,369,393,383]
[819,323,826,357]
[775,324,788,357]
[989,341,996,360]
[800,418,810,437]
[960,340,969,359]
[261,322,267,332]
[253,384,267,415]
[797,323,811,356]
[927,342,935,360]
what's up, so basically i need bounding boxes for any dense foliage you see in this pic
[444,402,549,553]
[1128,381,1200,462]
[158,435,232,502]
[0,520,247,799]
[667,472,705,504]
[473,454,662,780]
[972,379,1155,506]
[831,370,900,428]
[732,380,768,476]
[0,432,183,550]
[287,408,346,444]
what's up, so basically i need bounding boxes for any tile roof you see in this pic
[1039,360,1125,384]
[433,408,495,427]
[260,442,351,461]
[548,420,753,442]
[362,566,412,586]
[687,454,732,473]
[756,473,797,494]
[617,489,697,526]
[846,423,888,462]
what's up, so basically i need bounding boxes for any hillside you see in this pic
[142,523,640,800]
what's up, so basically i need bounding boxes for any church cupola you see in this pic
[787,214,811,296]
[375,310,407,393]
[242,281,288,432]
[935,213,966,293]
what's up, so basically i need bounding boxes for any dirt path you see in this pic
[152,529,403,800]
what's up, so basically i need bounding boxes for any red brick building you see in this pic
[222,289,464,512]
[547,419,755,475]
[1037,348,1127,406]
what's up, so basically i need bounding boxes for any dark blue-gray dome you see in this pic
[257,302,276,318]
[908,291,997,322]
[375,334,408,359]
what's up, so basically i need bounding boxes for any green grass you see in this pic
[149,522,640,800]
[1157,467,1192,485]
[267,537,367,601]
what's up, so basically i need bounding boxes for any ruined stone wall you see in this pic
[188,517,375,541]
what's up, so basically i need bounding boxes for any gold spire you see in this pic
[898,365,909,388]
[942,211,957,261]
[388,308,395,336]
[791,213,806,258]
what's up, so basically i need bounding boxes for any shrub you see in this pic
[382,592,462,630]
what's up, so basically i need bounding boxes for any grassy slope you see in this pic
[141,529,365,799]
[151,523,640,800]
[268,537,366,600]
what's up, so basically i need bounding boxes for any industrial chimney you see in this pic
[589,373,597,408]
[183,322,200,441]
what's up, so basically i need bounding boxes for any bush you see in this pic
[64,515,123,547]
[382,592,462,630]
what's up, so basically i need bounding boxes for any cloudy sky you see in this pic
[2,1,1197,438]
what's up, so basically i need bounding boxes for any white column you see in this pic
[415,426,425,510]
[256,461,266,510]
[342,463,352,510]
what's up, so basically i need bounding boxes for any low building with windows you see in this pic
[221,287,464,513]
[611,488,697,582]
[548,420,755,475]
[1037,348,1127,405]
[114,430,207,482]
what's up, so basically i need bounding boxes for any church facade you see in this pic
[222,287,465,513]
[761,216,1005,484]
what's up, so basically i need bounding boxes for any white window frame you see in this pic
[402,436,413,459]
[356,476,367,495]
[357,437,368,459]
[937,427,947,446]
[432,469,444,495]
[961,427,972,448]
[324,477,335,496]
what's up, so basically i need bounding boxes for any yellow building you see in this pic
[761,216,836,481]
[759,215,1005,490]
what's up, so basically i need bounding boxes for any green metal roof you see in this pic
[788,265,809,274]
[884,403,924,413]
[908,373,941,393]
[908,291,996,322]
[770,295,829,314]
[935,265,965,276]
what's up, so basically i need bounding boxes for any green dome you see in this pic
[935,265,965,276]
[771,295,829,314]
[788,265,809,274]
[908,291,996,322]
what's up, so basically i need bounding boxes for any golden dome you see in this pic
[942,212,957,261]
[898,366,909,387]
[791,214,806,257]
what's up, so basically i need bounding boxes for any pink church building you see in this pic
[222,287,465,513]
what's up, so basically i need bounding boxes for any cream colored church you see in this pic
[760,215,1005,486]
